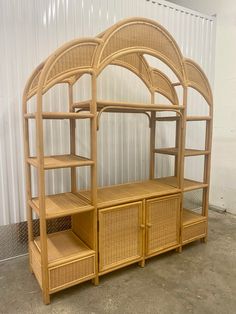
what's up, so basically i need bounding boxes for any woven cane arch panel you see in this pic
[24,18,213,106]
[185,58,213,106]
[97,19,186,83]
[151,69,179,105]
[111,53,152,90]
[45,42,98,85]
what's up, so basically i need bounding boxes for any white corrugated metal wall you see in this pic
[0,0,215,225]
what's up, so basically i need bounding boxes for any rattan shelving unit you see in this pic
[23,18,213,304]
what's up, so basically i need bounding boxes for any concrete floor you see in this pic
[0,210,235,314]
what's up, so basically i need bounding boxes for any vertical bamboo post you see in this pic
[202,105,213,242]
[177,86,187,253]
[149,91,156,179]
[90,72,99,285]
[22,95,33,273]
[175,118,181,179]
[69,84,77,193]
[36,91,50,304]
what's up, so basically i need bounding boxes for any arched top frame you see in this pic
[24,17,212,108]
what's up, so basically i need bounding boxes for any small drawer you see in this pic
[182,221,206,244]
[49,254,95,293]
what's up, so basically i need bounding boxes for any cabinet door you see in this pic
[146,195,180,256]
[99,202,143,273]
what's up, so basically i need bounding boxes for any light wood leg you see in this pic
[43,291,50,305]
[138,260,145,268]
[92,276,99,286]
[176,246,182,253]
[201,236,207,243]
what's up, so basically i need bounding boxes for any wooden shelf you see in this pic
[154,148,210,156]
[156,116,180,121]
[80,179,180,209]
[34,230,95,266]
[29,192,94,219]
[73,99,183,111]
[157,176,208,191]
[186,116,212,121]
[183,209,206,226]
[27,154,94,169]
[24,112,94,119]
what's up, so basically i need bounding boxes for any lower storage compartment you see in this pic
[30,230,95,293]
[146,194,181,256]
[48,255,95,293]
[182,209,207,244]
[98,201,143,273]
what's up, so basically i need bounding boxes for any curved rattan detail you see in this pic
[24,17,213,107]
[95,17,186,83]
[151,68,179,105]
[184,58,213,106]
[111,53,152,91]
[26,62,46,100]
[42,39,101,92]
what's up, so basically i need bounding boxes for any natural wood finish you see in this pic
[158,176,208,192]
[186,116,211,121]
[72,211,95,249]
[30,238,95,294]
[146,195,180,255]
[80,179,180,209]
[27,154,94,169]
[98,202,143,272]
[22,89,34,273]
[34,230,95,265]
[24,112,94,119]
[49,255,95,293]
[90,73,99,285]
[73,99,182,111]
[29,193,94,219]
[69,84,77,194]
[156,116,180,121]
[182,209,207,244]
[22,17,213,304]
[149,92,156,179]
[183,209,207,225]
[154,147,210,156]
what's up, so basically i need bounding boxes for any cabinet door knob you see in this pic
[139,224,145,229]
[146,223,152,228]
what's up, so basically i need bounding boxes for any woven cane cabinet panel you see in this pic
[30,231,96,294]
[182,210,207,244]
[49,255,95,293]
[98,202,143,273]
[146,195,181,256]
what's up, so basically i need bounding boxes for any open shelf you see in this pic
[24,112,94,119]
[27,154,94,169]
[183,209,206,226]
[29,192,94,219]
[80,179,180,209]
[154,148,210,156]
[157,176,208,191]
[34,230,95,266]
[156,116,180,121]
[73,99,183,111]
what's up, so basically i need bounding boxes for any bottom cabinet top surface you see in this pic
[34,230,95,265]
[80,179,180,209]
